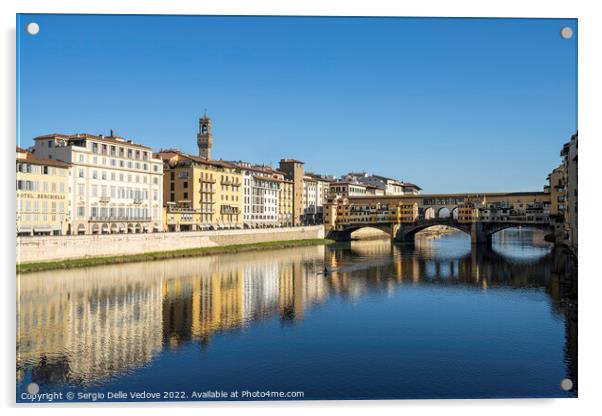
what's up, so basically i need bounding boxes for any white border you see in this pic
[2,1,600,415]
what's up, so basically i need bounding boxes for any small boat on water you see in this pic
[318,267,336,276]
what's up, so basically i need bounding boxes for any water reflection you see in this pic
[16,229,577,399]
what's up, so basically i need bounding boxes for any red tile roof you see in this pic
[157,149,237,169]
[253,175,281,183]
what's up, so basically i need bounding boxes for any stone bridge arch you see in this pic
[437,207,452,218]
[393,218,472,243]
[327,223,401,241]
[482,223,553,240]
[423,207,436,220]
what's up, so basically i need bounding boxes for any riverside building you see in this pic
[278,159,305,226]
[16,147,70,236]
[561,132,578,253]
[402,182,422,195]
[278,178,294,227]
[302,173,332,225]
[230,161,285,229]
[342,172,421,195]
[545,132,578,253]
[159,150,243,231]
[328,181,371,198]
[546,164,567,240]
[302,175,318,225]
[31,132,164,234]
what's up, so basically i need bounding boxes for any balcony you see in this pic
[221,206,240,215]
[133,198,144,204]
[221,179,241,186]
[99,196,111,203]
[89,216,152,222]
[199,178,216,184]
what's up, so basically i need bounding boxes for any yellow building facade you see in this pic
[159,150,243,231]
[278,178,294,227]
[457,205,480,223]
[16,147,70,236]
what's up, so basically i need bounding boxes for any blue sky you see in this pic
[17,15,577,193]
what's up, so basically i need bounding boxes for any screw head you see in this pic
[560,378,573,391]
[560,27,573,40]
[26,22,40,35]
[26,382,39,394]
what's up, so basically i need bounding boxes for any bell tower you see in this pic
[197,111,213,159]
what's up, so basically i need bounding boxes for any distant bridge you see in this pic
[325,192,552,245]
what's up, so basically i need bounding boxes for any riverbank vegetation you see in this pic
[17,238,335,274]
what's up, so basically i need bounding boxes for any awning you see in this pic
[34,226,52,232]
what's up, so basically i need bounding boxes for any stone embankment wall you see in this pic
[16,226,325,264]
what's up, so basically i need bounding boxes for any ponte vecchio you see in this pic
[324,192,552,245]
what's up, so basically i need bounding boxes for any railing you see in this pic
[221,179,241,186]
[199,178,216,184]
[89,216,152,222]
[166,208,195,214]
[99,197,111,203]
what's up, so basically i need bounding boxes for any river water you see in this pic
[16,229,577,401]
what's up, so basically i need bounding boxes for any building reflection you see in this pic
[17,267,164,386]
[17,234,576,393]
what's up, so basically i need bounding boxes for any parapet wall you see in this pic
[16,226,325,264]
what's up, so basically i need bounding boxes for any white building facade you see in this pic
[342,172,421,195]
[358,175,404,195]
[32,132,163,234]
[328,181,370,198]
[302,174,331,225]
[302,176,318,225]
[236,163,281,228]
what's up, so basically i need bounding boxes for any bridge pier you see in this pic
[392,226,414,243]
[470,222,492,246]
[327,230,353,241]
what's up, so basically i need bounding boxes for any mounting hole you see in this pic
[560,27,573,40]
[26,22,40,36]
